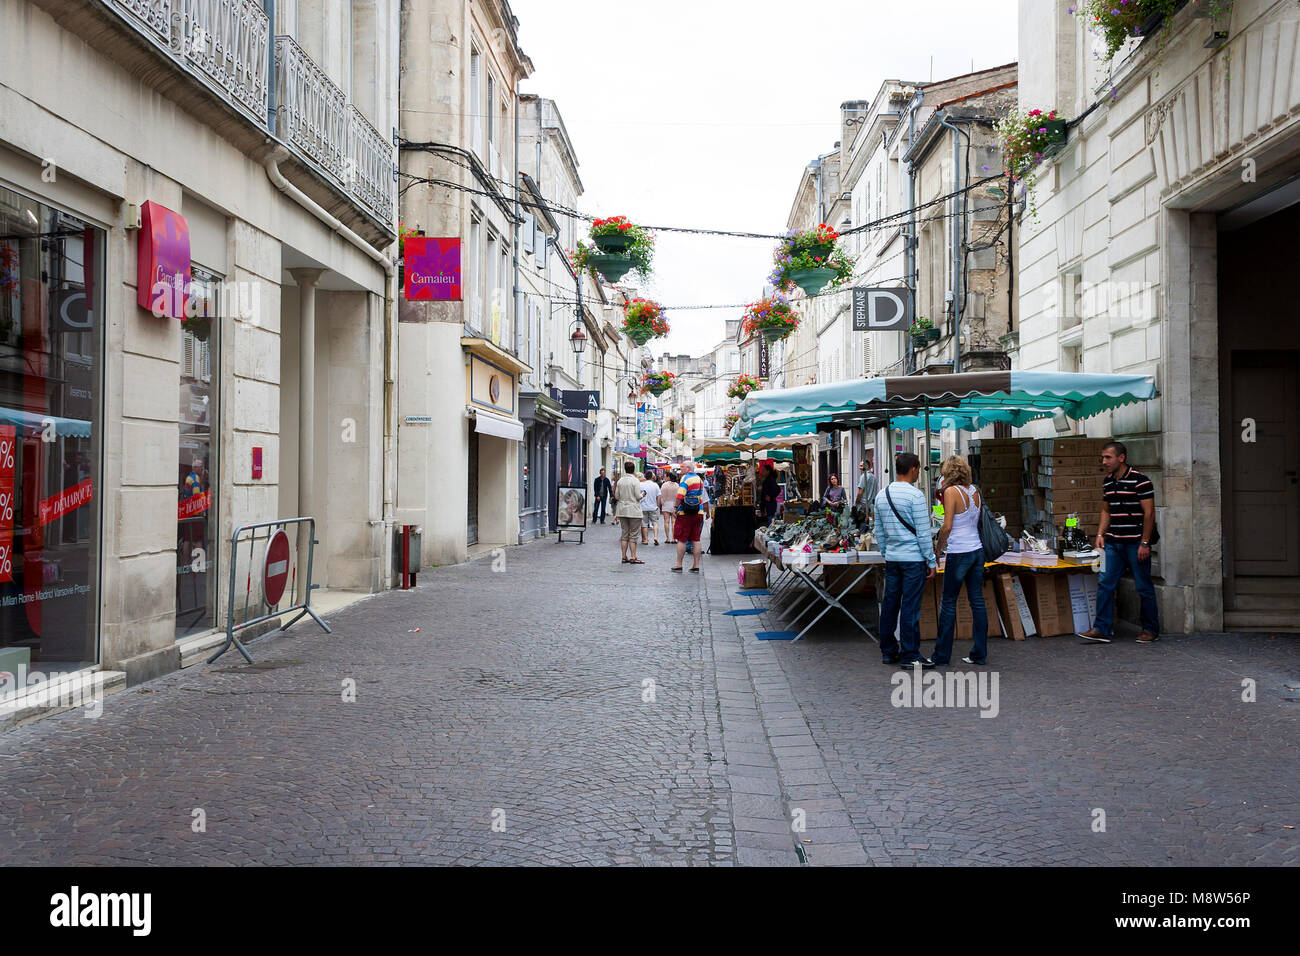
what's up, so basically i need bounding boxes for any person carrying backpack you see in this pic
[671,462,710,573]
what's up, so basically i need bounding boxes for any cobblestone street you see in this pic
[1,524,1297,866]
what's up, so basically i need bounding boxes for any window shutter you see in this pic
[521,213,534,253]
[182,333,195,379]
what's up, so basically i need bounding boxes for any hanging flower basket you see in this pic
[724,413,741,433]
[727,374,763,401]
[641,370,676,396]
[1075,0,1189,62]
[622,297,668,346]
[583,216,655,281]
[925,326,941,342]
[786,267,840,297]
[586,253,636,283]
[996,108,1071,218]
[740,294,799,343]
[769,224,855,296]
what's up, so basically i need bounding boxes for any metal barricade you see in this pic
[207,517,331,664]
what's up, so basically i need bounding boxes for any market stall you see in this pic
[693,436,816,555]
[729,371,1157,640]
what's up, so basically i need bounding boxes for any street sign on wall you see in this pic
[852,287,912,331]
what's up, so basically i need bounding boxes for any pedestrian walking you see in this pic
[592,468,613,524]
[855,459,877,515]
[614,461,644,565]
[760,463,781,526]
[873,452,937,668]
[660,472,680,543]
[639,472,661,546]
[671,461,710,573]
[1079,441,1160,644]
[931,455,988,667]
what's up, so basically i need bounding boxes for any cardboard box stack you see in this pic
[1019,573,1078,636]
[970,438,1025,536]
[1018,437,1108,537]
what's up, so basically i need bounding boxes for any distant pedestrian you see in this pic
[760,463,780,526]
[855,459,877,515]
[639,472,661,546]
[660,472,680,543]
[874,452,937,668]
[614,461,644,565]
[823,473,846,512]
[592,467,612,524]
[1079,441,1160,644]
[931,455,988,667]
[671,461,710,573]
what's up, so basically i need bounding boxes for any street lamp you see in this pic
[569,320,587,354]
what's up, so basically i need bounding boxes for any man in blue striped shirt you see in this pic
[873,453,937,668]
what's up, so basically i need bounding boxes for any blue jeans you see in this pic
[1094,540,1159,636]
[878,561,928,663]
[932,549,987,665]
[592,495,608,522]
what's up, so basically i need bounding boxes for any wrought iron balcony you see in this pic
[274,35,348,183]
[103,0,269,124]
[174,0,270,123]
[347,105,395,225]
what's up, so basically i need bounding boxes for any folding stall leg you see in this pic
[791,564,878,642]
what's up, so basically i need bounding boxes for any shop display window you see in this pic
[0,188,104,673]
[176,268,218,638]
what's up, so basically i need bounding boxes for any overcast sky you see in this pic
[511,0,1020,359]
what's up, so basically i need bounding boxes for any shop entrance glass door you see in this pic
[176,268,218,638]
[0,188,103,674]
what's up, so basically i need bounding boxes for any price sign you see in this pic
[0,538,12,584]
[0,487,13,524]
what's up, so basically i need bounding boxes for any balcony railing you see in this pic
[347,105,395,225]
[274,35,348,182]
[106,0,172,44]
[174,0,270,122]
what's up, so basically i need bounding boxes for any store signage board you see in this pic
[263,529,291,606]
[561,390,599,417]
[852,287,911,331]
[137,201,191,319]
[403,415,433,424]
[404,237,461,301]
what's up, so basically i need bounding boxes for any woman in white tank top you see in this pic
[932,455,989,667]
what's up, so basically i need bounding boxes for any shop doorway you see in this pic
[176,268,218,638]
[1218,200,1300,627]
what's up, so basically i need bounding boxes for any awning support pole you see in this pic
[923,401,933,505]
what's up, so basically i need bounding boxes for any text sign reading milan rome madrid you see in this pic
[404,237,462,301]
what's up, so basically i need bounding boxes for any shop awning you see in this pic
[693,435,816,457]
[0,406,93,438]
[731,371,1157,440]
[698,449,793,463]
[470,407,525,441]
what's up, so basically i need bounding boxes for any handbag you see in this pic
[975,488,1011,558]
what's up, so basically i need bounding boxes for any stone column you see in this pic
[291,268,324,522]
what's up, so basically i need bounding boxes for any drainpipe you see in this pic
[938,114,970,375]
[905,88,923,376]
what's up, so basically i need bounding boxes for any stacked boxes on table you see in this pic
[1033,437,1108,537]
[970,438,1026,536]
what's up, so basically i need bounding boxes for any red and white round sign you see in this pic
[263,529,291,607]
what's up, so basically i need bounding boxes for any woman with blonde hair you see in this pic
[932,454,988,667]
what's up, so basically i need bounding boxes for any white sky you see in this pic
[511,0,1019,359]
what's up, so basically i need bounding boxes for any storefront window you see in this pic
[0,188,103,673]
[176,269,217,638]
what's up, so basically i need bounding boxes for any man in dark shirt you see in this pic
[592,468,613,524]
[760,464,780,526]
[1079,441,1160,644]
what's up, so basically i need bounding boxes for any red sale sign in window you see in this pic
[38,478,94,528]
[0,424,12,584]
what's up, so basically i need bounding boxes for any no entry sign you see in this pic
[263,529,291,607]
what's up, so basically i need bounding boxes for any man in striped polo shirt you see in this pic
[1079,441,1160,644]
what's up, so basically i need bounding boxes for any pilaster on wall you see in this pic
[1158,209,1223,633]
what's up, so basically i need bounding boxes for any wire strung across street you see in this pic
[396,138,1011,241]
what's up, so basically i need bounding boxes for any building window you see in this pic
[468,214,482,332]
[470,48,483,158]
[177,268,219,639]
[487,74,496,146]
[0,188,104,671]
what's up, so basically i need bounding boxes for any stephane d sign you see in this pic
[404,237,461,301]
[852,287,911,331]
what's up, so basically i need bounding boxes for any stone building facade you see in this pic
[0,0,397,692]
[1016,0,1300,632]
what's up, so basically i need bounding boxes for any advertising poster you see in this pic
[404,237,462,301]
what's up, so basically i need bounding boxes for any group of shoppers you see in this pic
[606,460,711,571]
[874,440,1161,668]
